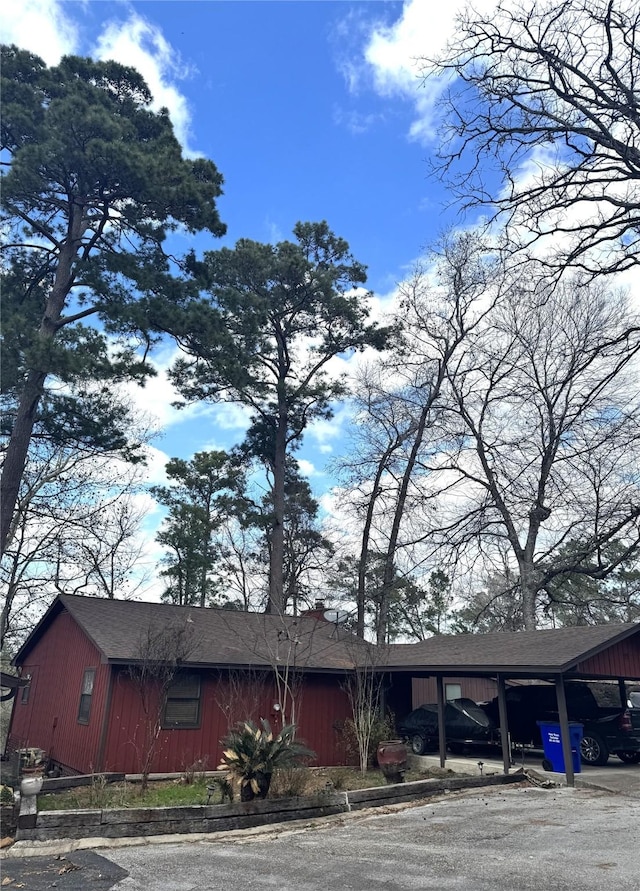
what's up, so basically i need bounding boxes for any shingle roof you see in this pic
[51,594,368,672]
[386,623,640,675]
[14,595,640,679]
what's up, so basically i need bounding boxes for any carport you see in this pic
[385,622,640,786]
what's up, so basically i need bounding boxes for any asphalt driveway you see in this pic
[110,784,640,890]
[5,782,636,891]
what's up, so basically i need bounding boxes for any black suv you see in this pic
[482,682,640,766]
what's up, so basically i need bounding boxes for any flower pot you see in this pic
[20,775,43,796]
[239,771,272,801]
[377,740,408,769]
[377,740,408,784]
[255,771,272,799]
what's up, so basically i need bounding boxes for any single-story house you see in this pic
[7,594,640,781]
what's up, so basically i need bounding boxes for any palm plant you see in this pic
[217,719,314,801]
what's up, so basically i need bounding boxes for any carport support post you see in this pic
[436,675,446,768]
[618,678,627,708]
[555,677,575,787]
[496,674,511,775]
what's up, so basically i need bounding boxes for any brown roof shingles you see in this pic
[386,623,639,673]
[58,594,368,672]
[14,595,640,678]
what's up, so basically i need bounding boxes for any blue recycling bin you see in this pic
[537,721,583,773]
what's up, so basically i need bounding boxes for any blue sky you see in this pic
[4,0,638,604]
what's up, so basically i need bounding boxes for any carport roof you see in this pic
[386,622,640,676]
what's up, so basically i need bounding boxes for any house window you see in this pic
[163,673,201,728]
[77,668,96,724]
[21,675,32,704]
[445,683,462,701]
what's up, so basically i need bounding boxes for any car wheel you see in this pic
[580,733,609,766]
[617,751,640,764]
[410,734,427,755]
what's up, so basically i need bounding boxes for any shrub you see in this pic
[269,766,312,798]
[340,712,397,768]
[180,757,208,785]
[217,720,314,801]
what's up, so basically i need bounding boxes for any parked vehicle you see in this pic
[398,698,500,756]
[481,682,640,766]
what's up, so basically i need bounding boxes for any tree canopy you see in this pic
[0,46,226,555]
[170,221,389,613]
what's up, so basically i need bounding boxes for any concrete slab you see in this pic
[408,751,640,795]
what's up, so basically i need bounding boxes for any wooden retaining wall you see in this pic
[347,773,522,810]
[17,773,523,842]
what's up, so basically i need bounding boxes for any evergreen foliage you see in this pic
[0,45,226,555]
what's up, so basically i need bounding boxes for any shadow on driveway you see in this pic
[0,850,128,889]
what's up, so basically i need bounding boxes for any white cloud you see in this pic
[0,0,79,63]
[210,403,253,433]
[93,13,197,154]
[307,405,353,454]
[359,0,498,144]
[139,443,173,488]
[297,459,318,478]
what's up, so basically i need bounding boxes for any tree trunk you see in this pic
[0,370,48,556]
[0,211,86,556]
[268,401,287,614]
[519,561,539,630]
[379,405,431,644]
[357,443,399,638]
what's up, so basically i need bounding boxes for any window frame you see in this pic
[77,668,96,725]
[20,675,32,704]
[162,672,201,730]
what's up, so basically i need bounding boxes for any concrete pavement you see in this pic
[52,784,640,890]
[409,751,640,796]
[2,759,638,889]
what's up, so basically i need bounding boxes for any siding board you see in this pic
[8,611,109,773]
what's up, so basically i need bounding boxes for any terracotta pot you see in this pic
[377,740,408,770]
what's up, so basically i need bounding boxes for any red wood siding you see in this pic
[102,668,353,774]
[574,637,640,679]
[8,611,109,773]
[295,674,354,766]
[412,676,497,707]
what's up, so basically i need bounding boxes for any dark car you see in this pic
[398,697,500,756]
[482,682,640,766]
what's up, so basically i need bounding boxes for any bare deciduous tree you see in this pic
[428,276,640,628]
[425,0,640,278]
[128,620,197,792]
[342,641,387,774]
[0,444,150,650]
[336,234,500,640]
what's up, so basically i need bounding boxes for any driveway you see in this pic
[5,782,638,890]
[414,752,640,796]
